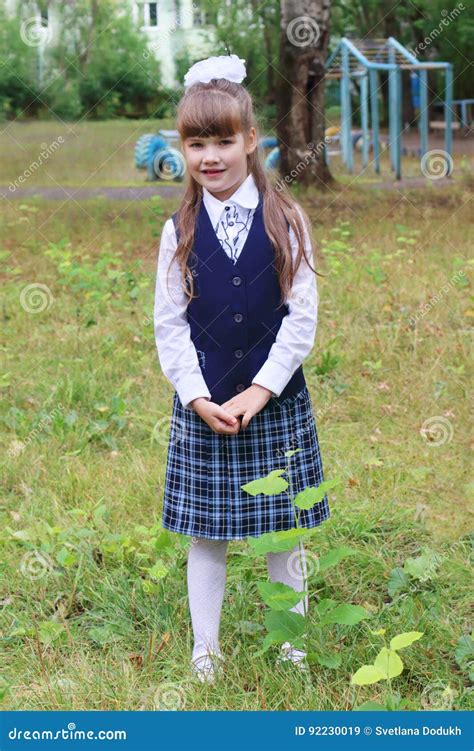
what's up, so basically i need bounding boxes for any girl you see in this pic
[153,54,330,683]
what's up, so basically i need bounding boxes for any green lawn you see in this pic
[0,122,472,711]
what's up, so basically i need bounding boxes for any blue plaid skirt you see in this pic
[160,384,330,540]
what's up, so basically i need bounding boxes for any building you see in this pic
[4,0,219,87]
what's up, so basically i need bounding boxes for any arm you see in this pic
[251,206,318,397]
[153,218,211,410]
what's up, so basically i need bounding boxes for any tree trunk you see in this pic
[276,0,333,188]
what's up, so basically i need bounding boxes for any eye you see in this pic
[220,139,234,144]
[189,142,203,148]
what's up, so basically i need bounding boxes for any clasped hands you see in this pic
[190,384,273,434]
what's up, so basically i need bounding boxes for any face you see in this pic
[183,128,257,201]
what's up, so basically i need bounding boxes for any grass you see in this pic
[0,121,472,711]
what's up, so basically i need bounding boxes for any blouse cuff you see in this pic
[176,375,212,411]
[251,360,294,398]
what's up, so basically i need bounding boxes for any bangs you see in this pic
[178,88,243,139]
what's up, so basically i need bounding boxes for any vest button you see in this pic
[234,349,243,358]
[233,313,243,323]
[236,383,245,393]
[232,276,242,286]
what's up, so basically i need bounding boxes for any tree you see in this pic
[276,0,333,188]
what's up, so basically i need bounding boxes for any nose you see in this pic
[202,145,220,165]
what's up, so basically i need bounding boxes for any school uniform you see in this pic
[153,173,330,540]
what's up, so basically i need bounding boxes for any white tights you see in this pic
[187,536,309,662]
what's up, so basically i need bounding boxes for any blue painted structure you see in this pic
[325,37,453,179]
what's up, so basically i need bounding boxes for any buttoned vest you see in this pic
[171,192,306,405]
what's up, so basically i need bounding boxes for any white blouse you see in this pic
[153,172,319,410]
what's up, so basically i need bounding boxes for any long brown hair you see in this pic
[169,77,319,308]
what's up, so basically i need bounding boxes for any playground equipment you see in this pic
[324,37,454,179]
[134,130,184,181]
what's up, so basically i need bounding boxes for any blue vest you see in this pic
[171,192,306,405]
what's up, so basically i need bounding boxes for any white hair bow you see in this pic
[183,54,247,89]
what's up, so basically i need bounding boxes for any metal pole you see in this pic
[444,64,453,171]
[341,44,353,172]
[419,69,429,157]
[369,69,380,174]
[360,73,369,169]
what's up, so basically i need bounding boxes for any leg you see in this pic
[266,540,309,665]
[266,539,309,616]
[187,536,229,663]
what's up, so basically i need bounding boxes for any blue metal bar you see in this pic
[419,69,429,156]
[325,41,343,70]
[388,47,397,173]
[394,67,402,179]
[369,69,380,174]
[387,36,418,64]
[340,38,397,70]
[360,73,369,168]
[444,64,453,171]
[341,44,353,172]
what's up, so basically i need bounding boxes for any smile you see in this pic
[201,169,226,175]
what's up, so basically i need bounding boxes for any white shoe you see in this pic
[190,652,225,684]
[276,641,309,672]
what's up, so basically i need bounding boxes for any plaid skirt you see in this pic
[160,384,330,540]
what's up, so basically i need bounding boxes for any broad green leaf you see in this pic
[351,665,387,685]
[264,610,306,641]
[254,630,288,656]
[285,449,303,458]
[247,528,310,555]
[294,478,341,509]
[241,469,288,496]
[353,700,387,711]
[315,598,338,616]
[374,647,404,679]
[318,546,357,573]
[312,652,342,669]
[321,603,370,626]
[403,548,443,581]
[153,530,174,552]
[257,581,303,610]
[454,634,474,668]
[390,631,424,651]
[387,567,411,597]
